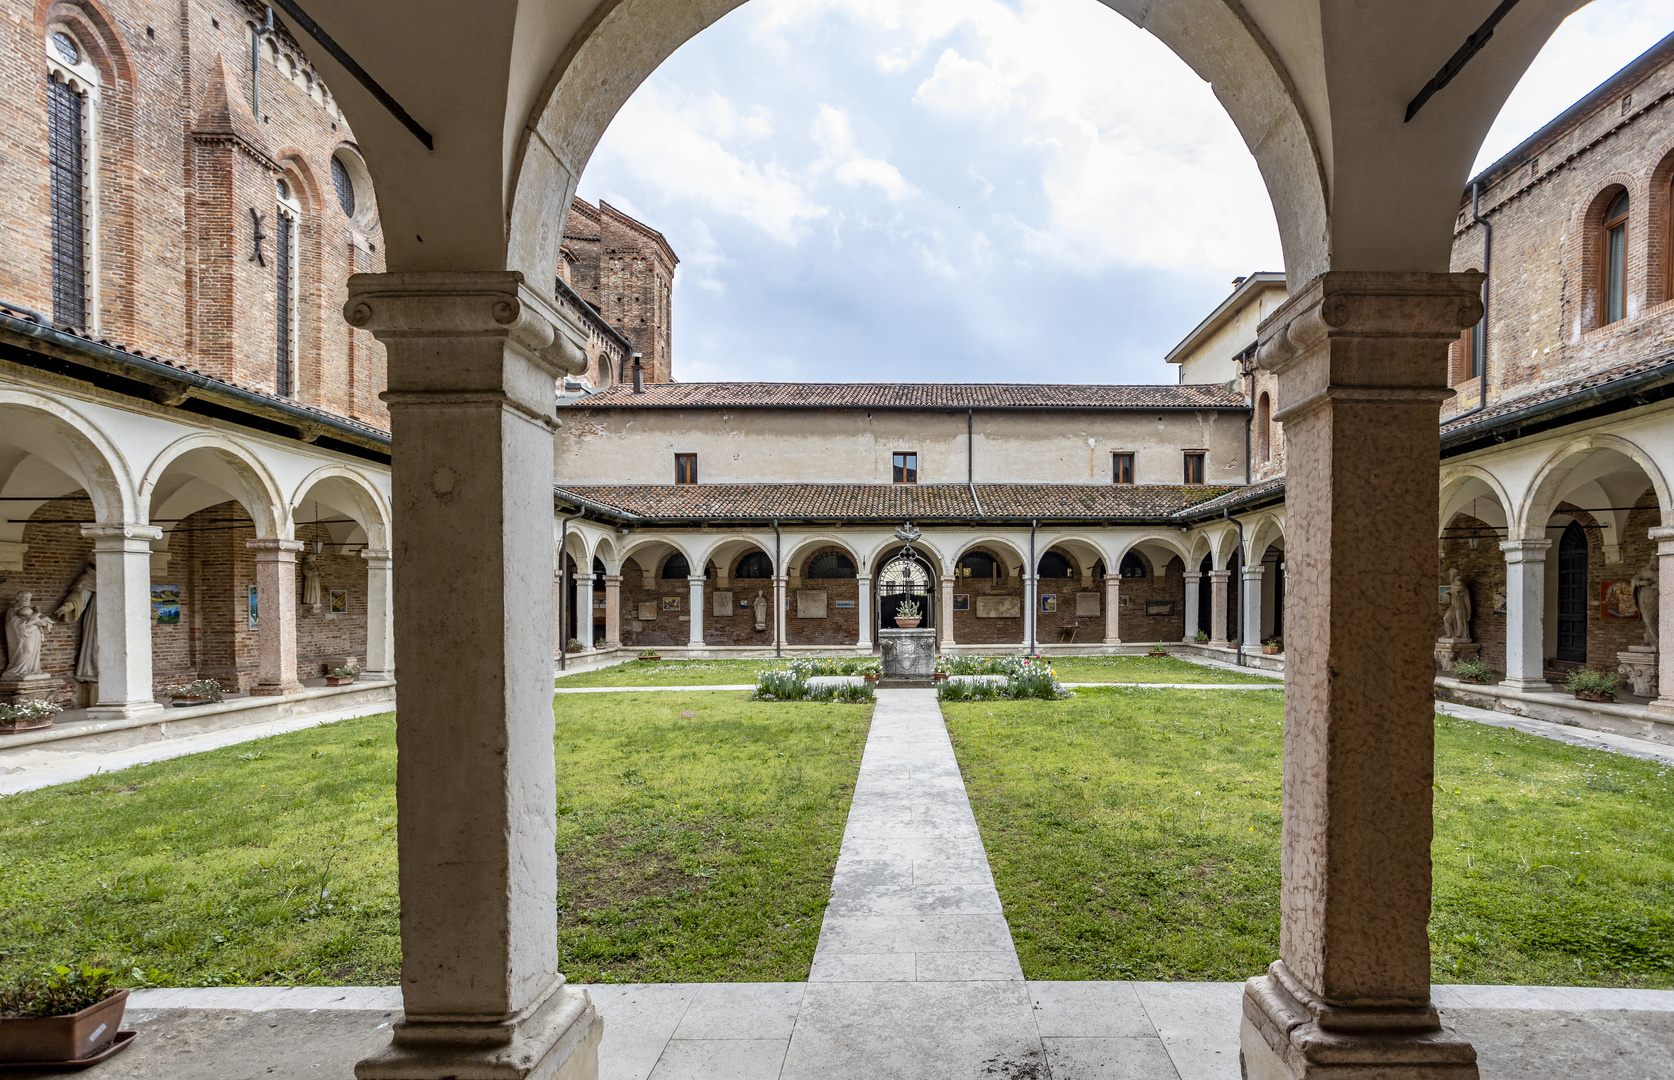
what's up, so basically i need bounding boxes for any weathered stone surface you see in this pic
[879,629,936,683]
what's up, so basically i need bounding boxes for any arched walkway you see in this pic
[292,468,395,678]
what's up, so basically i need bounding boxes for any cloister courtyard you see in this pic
[2,653,1670,1077]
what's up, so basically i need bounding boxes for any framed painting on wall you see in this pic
[1601,580,1639,620]
[1040,594,1057,614]
[952,594,969,611]
[329,589,348,615]
[662,595,680,611]
[151,584,180,625]
[247,585,258,629]
[1491,582,1507,615]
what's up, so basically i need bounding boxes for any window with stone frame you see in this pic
[957,550,1000,581]
[734,550,773,577]
[1036,550,1074,578]
[674,453,697,484]
[1183,451,1206,485]
[45,28,100,330]
[806,550,856,578]
[275,178,301,396]
[1112,452,1134,484]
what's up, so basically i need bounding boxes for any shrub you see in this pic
[754,667,875,703]
[1452,658,1491,683]
[937,678,1003,702]
[0,965,118,1019]
[894,599,922,619]
[788,657,879,677]
[936,655,1023,676]
[166,678,223,701]
[1007,658,1067,700]
[330,664,359,678]
[566,638,585,653]
[1194,630,1209,644]
[1565,669,1620,696]
[0,699,61,723]
[936,658,1066,701]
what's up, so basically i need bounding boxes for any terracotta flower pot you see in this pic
[1262,646,1280,655]
[1574,689,1615,703]
[637,655,661,662]
[0,988,128,1064]
[0,718,53,734]
[169,696,211,708]
[863,674,879,683]
[894,618,921,629]
[932,673,949,682]
[325,675,355,687]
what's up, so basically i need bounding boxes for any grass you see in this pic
[1047,654,1279,684]
[945,688,1674,987]
[0,692,870,987]
[555,658,790,687]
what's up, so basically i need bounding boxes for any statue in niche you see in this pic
[1441,567,1472,642]
[54,564,98,682]
[300,549,324,613]
[1633,557,1659,648]
[2,593,56,680]
[752,590,767,632]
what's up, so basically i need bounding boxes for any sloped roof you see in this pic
[565,382,1247,410]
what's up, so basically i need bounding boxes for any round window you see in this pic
[331,155,355,217]
[329,147,376,229]
[51,31,78,65]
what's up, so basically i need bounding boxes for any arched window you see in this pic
[1036,551,1074,578]
[329,147,376,229]
[806,550,856,578]
[591,556,606,590]
[957,550,999,580]
[661,552,691,579]
[45,28,100,329]
[331,155,355,217]
[597,357,613,386]
[1119,552,1148,579]
[735,551,773,578]
[1255,392,1272,463]
[1603,190,1629,325]
[275,177,301,396]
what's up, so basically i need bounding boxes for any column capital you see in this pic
[81,522,162,546]
[1649,525,1674,555]
[1242,564,1266,580]
[687,575,707,585]
[360,547,392,565]
[1499,538,1553,561]
[345,271,587,377]
[1208,569,1232,581]
[602,574,622,585]
[246,538,305,556]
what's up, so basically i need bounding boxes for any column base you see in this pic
[84,701,165,721]
[357,982,600,1080]
[1240,966,1476,1080]
[248,682,306,696]
[1649,697,1674,716]
[1102,637,1121,646]
[1209,639,1230,649]
[1496,677,1553,692]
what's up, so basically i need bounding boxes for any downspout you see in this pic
[1458,181,1493,419]
[773,519,782,659]
[557,509,584,671]
[1237,345,1257,485]
[1028,519,1038,657]
[251,7,274,119]
[967,408,984,516]
[1225,507,1245,667]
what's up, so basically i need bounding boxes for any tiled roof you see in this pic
[566,382,1247,410]
[1175,478,1286,519]
[556,483,1239,521]
[1442,350,1674,438]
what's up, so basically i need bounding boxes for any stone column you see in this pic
[1183,572,1202,642]
[1103,573,1120,645]
[361,548,394,678]
[1647,527,1674,714]
[602,574,622,649]
[1241,563,1265,648]
[856,575,873,649]
[687,575,705,647]
[346,272,600,1080]
[940,575,956,648]
[246,538,305,695]
[1208,570,1231,648]
[774,574,788,649]
[82,523,164,719]
[1023,573,1037,651]
[1240,271,1483,1079]
[1499,539,1552,691]
[573,576,594,651]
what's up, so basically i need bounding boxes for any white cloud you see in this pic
[914,49,1018,119]
[812,105,918,201]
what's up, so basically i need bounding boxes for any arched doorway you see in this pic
[876,548,934,633]
[1557,520,1589,664]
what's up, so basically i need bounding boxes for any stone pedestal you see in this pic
[1245,271,1484,1080]
[1618,646,1657,698]
[879,628,936,687]
[1434,639,1481,674]
[0,675,55,706]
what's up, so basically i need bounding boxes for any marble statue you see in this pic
[1633,557,1659,648]
[54,564,97,682]
[1441,567,1472,642]
[752,590,767,632]
[300,550,324,612]
[2,593,56,680]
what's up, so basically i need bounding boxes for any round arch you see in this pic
[0,390,135,529]
[1110,530,1191,570]
[139,433,288,539]
[782,534,864,577]
[861,533,952,574]
[1518,434,1673,543]
[1439,465,1515,535]
[291,465,391,550]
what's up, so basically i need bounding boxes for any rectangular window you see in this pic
[892,452,918,484]
[674,453,697,484]
[275,209,295,396]
[1112,452,1134,485]
[1466,319,1484,380]
[1183,452,1205,485]
[1606,222,1627,324]
[47,75,85,328]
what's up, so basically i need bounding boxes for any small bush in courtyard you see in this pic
[1452,658,1492,684]
[788,657,879,677]
[937,655,1023,676]
[936,657,1066,700]
[753,668,874,703]
[1565,668,1620,699]
[0,965,118,1019]
[938,679,1003,702]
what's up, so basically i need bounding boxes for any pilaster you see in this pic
[81,523,164,718]
[361,549,394,678]
[1103,573,1120,645]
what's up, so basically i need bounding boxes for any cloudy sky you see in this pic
[576,0,1674,386]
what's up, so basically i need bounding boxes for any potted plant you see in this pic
[1452,658,1492,685]
[1146,643,1168,658]
[636,649,662,662]
[1261,638,1282,655]
[0,965,134,1066]
[167,679,223,707]
[893,599,922,629]
[0,699,61,734]
[566,638,585,653]
[326,664,358,687]
[1193,630,1209,645]
[1566,668,1619,703]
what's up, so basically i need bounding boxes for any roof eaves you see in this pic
[1163,272,1287,366]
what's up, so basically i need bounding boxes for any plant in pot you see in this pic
[167,678,223,707]
[0,699,61,734]
[637,649,662,662]
[1193,629,1209,644]
[326,664,358,687]
[1566,668,1619,703]
[893,599,922,629]
[1146,643,1168,657]
[1261,638,1282,655]
[0,965,134,1066]
[1452,657,1492,685]
[566,638,585,653]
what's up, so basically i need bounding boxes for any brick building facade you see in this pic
[560,198,678,384]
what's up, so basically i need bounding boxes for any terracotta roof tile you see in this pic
[566,382,1246,410]
[1441,350,1674,436]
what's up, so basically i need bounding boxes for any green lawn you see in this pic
[0,692,869,987]
[555,658,787,687]
[945,688,1674,987]
[1048,654,1279,685]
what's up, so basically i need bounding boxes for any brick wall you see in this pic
[562,198,677,382]
[2,494,97,704]
[292,521,367,677]
[1437,513,1508,676]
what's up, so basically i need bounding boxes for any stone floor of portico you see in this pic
[36,688,1674,1079]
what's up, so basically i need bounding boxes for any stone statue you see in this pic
[300,550,324,612]
[1633,557,1659,648]
[1441,567,1472,642]
[2,593,56,680]
[53,564,97,682]
[752,590,767,632]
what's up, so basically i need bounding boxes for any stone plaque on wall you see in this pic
[1075,592,1101,617]
[797,590,829,618]
[637,601,658,621]
[975,595,1021,619]
[712,590,734,617]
